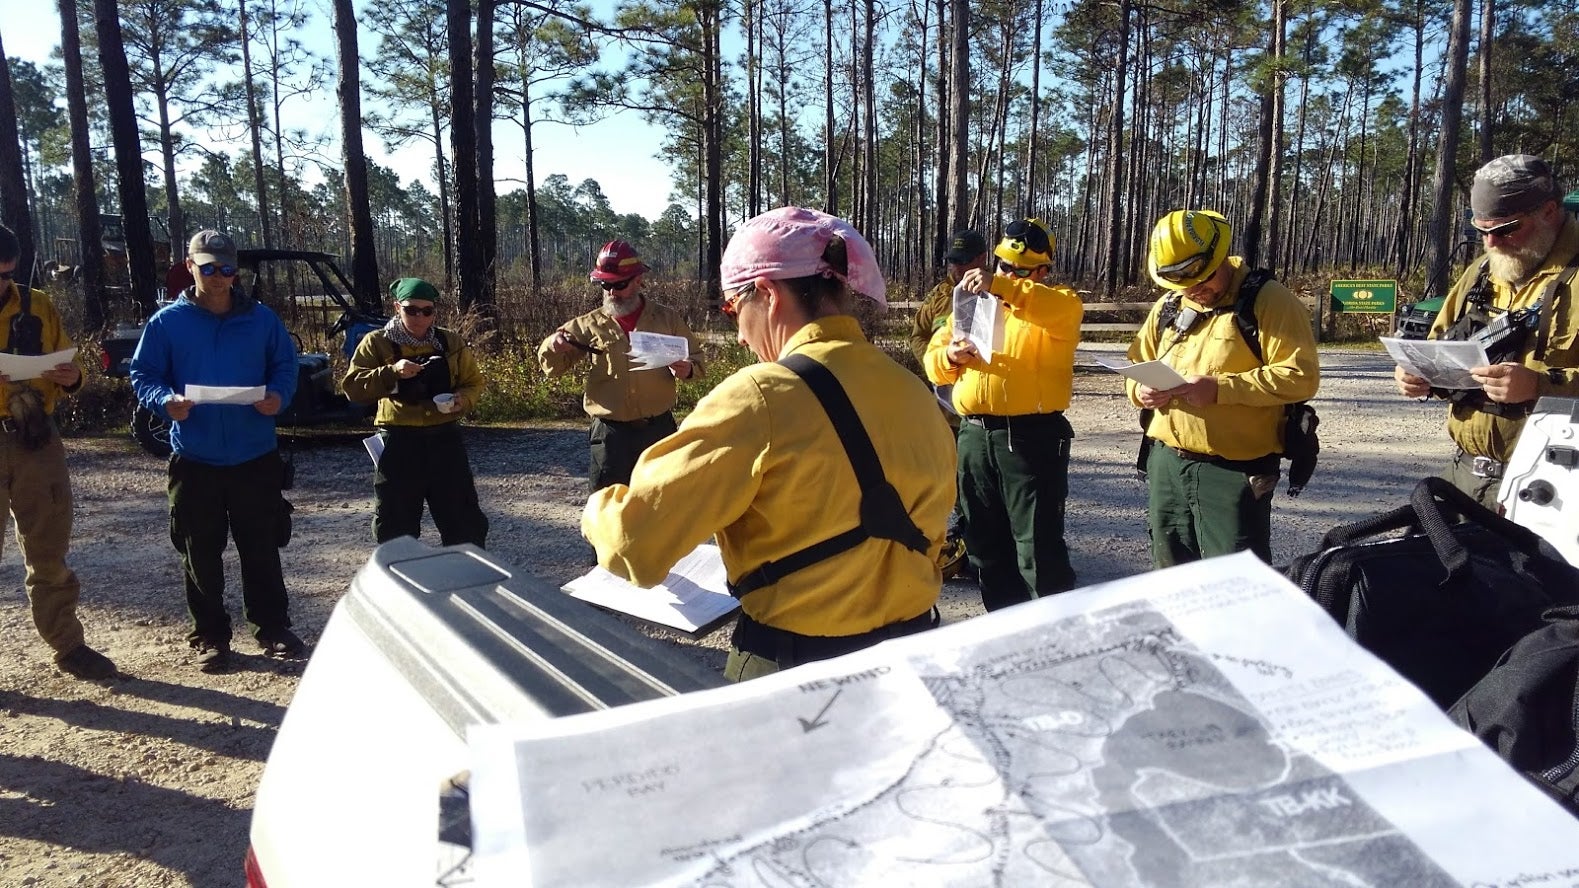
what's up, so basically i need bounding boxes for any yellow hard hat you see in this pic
[993,218,1055,268]
[1148,210,1230,290]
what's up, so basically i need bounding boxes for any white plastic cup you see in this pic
[433,393,457,413]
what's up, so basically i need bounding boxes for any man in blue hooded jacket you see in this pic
[130,230,303,672]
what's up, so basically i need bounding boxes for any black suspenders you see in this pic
[726,352,931,599]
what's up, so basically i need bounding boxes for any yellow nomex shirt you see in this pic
[1124,258,1319,461]
[923,275,1083,416]
[583,317,956,637]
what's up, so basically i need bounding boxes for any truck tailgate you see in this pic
[248,537,724,887]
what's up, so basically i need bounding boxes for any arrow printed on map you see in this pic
[798,689,843,733]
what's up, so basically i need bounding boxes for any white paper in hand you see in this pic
[627,331,690,371]
[951,283,1006,363]
[1380,336,1489,390]
[0,348,78,382]
[184,384,266,405]
[562,543,738,636]
[1093,354,1188,389]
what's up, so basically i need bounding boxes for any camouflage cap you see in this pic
[1471,154,1561,220]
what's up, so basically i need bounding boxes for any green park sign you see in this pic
[1329,279,1397,314]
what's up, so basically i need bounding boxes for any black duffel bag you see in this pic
[1448,605,1579,817]
[1286,476,1579,709]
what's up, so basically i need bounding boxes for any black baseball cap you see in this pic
[943,229,988,263]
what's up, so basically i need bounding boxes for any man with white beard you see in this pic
[1395,154,1579,507]
[539,240,704,493]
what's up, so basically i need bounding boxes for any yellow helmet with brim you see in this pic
[1148,210,1230,290]
[993,218,1055,268]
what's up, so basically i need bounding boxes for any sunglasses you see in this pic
[198,263,238,278]
[400,304,436,317]
[0,270,13,281]
[996,260,1038,279]
[719,283,756,319]
[599,278,634,292]
[1472,216,1525,238]
[1155,217,1224,284]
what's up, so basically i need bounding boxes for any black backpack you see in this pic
[1136,270,1320,495]
[1448,605,1579,817]
[1286,477,1579,709]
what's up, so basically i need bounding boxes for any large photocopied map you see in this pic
[682,604,1451,887]
[469,554,1579,887]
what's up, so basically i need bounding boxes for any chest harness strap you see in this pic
[726,352,931,600]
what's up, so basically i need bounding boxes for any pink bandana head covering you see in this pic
[719,206,887,307]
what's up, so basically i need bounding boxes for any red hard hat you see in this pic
[590,240,649,282]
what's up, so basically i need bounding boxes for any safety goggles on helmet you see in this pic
[996,218,1053,265]
[1154,220,1223,284]
[1004,219,1050,254]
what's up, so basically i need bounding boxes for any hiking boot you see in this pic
[194,640,232,674]
[257,628,306,659]
[56,644,117,680]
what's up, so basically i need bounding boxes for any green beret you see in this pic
[389,277,441,303]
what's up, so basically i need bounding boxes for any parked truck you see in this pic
[243,537,724,887]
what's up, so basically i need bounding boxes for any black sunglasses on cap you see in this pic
[599,278,634,292]
[198,262,238,278]
[400,304,436,317]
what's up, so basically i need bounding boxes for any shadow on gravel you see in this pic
[110,676,290,729]
[0,752,248,884]
[0,685,281,762]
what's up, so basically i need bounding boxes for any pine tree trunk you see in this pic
[1427,0,1472,297]
[57,0,105,329]
[946,0,969,235]
[474,0,497,312]
[93,0,159,318]
[0,34,36,286]
[239,1,273,250]
[333,0,380,312]
[448,0,481,310]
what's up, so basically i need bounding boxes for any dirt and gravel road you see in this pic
[0,347,1446,887]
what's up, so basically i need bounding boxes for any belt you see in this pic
[598,411,672,429]
[964,411,1063,431]
[732,609,938,668]
[1169,444,1218,462]
[377,421,461,436]
[1458,448,1506,479]
[1164,443,1280,474]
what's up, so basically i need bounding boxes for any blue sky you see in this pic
[2,0,679,221]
